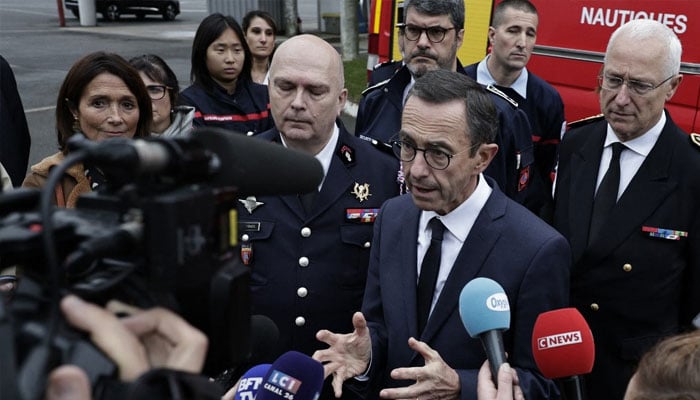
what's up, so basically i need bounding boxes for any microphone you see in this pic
[532,308,594,400]
[69,127,324,196]
[459,277,510,387]
[256,351,324,400]
[233,364,272,400]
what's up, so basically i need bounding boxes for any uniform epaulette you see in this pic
[362,78,391,96]
[359,135,394,156]
[690,133,700,150]
[372,59,401,71]
[485,84,518,108]
[567,114,605,130]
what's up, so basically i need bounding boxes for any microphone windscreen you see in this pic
[250,315,280,364]
[233,364,272,400]
[256,351,324,400]
[459,277,510,337]
[531,308,595,378]
[193,128,324,196]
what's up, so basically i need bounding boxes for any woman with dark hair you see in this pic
[180,13,272,136]
[22,51,151,207]
[129,54,195,137]
[242,10,277,84]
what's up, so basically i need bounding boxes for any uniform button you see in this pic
[590,303,599,311]
[241,234,250,242]
[301,227,311,237]
[364,241,371,248]
[623,263,632,272]
[299,257,309,267]
[297,287,308,298]
[246,131,254,136]
[295,316,306,326]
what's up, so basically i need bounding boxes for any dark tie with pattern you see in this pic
[417,217,446,335]
[589,142,626,243]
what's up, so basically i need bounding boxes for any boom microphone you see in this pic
[532,308,594,400]
[256,351,324,400]
[70,127,324,196]
[459,277,510,387]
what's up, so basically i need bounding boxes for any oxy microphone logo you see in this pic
[263,370,302,397]
[485,293,510,312]
[537,331,583,350]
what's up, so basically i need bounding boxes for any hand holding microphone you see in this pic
[459,277,510,387]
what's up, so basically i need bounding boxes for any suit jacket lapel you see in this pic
[585,124,678,261]
[569,130,605,261]
[414,184,506,350]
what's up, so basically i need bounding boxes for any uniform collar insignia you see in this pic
[691,133,700,149]
[239,196,264,214]
[351,182,372,202]
[337,144,356,165]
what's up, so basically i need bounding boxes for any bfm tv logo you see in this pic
[537,331,583,350]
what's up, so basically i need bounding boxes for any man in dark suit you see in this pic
[355,0,543,214]
[235,34,399,397]
[314,69,570,400]
[553,19,700,400]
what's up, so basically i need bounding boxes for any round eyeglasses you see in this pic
[397,23,456,44]
[391,140,474,170]
[146,84,171,100]
[597,74,674,96]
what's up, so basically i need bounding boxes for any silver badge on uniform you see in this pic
[239,196,264,214]
[351,182,372,202]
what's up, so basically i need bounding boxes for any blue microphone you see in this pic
[256,351,324,400]
[233,364,271,400]
[459,277,511,386]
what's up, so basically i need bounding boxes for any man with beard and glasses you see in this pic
[355,0,544,214]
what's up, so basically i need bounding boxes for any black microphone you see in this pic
[70,128,324,196]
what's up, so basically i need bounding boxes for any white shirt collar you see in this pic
[604,112,666,156]
[476,55,529,99]
[419,173,493,242]
[280,123,339,191]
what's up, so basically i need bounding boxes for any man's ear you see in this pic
[475,143,499,174]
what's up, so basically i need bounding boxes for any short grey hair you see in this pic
[606,19,682,77]
[403,0,465,30]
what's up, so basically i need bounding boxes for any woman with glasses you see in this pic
[243,10,277,85]
[129,54,195,137]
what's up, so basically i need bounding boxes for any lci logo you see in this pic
[485,293,510,312]
[537,331,583,350]
[264,370,302,394]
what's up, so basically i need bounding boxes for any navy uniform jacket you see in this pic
[0,55,31,187]
[465,63,564,218]
[355,63,539,211]
[361,177,570,400]
[367,59,403,86]
[553,113,700,400]
[180,78,273,136]
[236,121,400,360]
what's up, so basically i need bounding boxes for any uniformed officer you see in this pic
[236,34,399,397]
[355,0,542,211]
[553,19,700,400]
[464,0,565,218]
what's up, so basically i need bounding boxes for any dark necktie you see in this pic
[417,217,446,335]
[589,142,626,243]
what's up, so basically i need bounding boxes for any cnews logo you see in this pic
[486,293,510,312]
[537,331,583,350]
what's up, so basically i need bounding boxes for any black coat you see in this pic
[0,55,31,187]
[553,113,700,400]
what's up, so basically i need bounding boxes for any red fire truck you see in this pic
[367,0,700,132]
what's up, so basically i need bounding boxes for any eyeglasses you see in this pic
[146,84,171,100]
[397,23,456,43]
[597,74,675,96]
[391,140,474,170]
